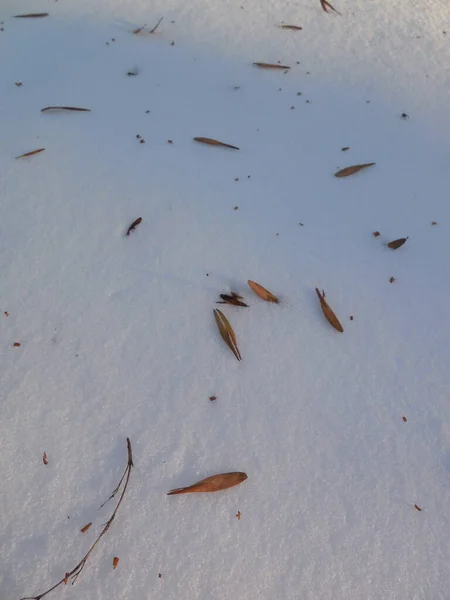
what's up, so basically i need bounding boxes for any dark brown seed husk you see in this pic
[41,106,91,112]
[193,137,239,150]
[15,148,45,159]
[126,217,142,236]
[167,472,247,495]
[253,62,291,70]
[334,163,375,177]
[387,237,408,250]
[315,288,344,333]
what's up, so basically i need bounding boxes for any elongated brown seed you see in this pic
[14,13,49,18]
[80,523,92,533]
[193,137,239,150]
[213,309,241,361]
[217,294,248,307]
[387,237,408,250]
[248,280,279,303]
[167,472,247,495]
[253,62,291,70]
[15,148,45,159]
[41,106,91,112]
[334,163,375,178]
[315,288,344,333]
[126,217,142,236]
[280,24,302,30]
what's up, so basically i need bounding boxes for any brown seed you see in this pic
[320,0,342,15]
[253,62,291,70]
[315,288,344,333]
[280,24,302,30]
[80,523,92,533]
[14,13,49,18]
[387,237,408,250]
[402,416,407,422]
[193,137,239,150]
[43,452,48,465]
[113,556,120,569]
[334,163,375,177]
[209,396,217,401]
[372,231,381,237]
[63,573,70,585]
[13,342,21,347]
[167,472,247,495]
[126,217,142,236]
[41,106,91,112]
[414,504,422,511]
[15,148,45,159]
[247,280,279,303]
[217,293,248,307]
[213,309,242,361]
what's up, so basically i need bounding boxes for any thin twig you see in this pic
[150,17,164,33]
[20,438,133,600]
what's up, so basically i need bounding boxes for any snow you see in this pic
[1,0,450,598]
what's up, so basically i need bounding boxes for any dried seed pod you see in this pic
[387,237,408,250]
[213,309,241,361]
[315,288,344,333]
[15,148,45,159]
[247,280,279,303]
[80,523,92,533]
[167,472,247,495]
[334,163,375,177]
[253,62,291,70]
[126,217,142,236]
[193,137,239,150]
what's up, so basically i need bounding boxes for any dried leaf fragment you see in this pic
[41,106,91,113]
[387,237,408,250]
[253,62,291,70]
[280,24,302,30]
[126,217,142,236]
[16,148,45,159]
[80,523,92,533]
[320,0,342,15]
[113,557,119,570]
[213,309,242,361]
[193,137,239,150]
[14,13,49,18]
[335,163,375,178]
[414,504,422,511]
[167,472,247,495]
[43,452,48,465]
[248,280,279,303]
[315,288,344,333]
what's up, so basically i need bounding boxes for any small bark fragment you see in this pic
[334,163,375,177]
[213,309,242,361]
[80,523,92,533]
[247,280,279,303]
[280,24,302,30]
[126,217,142,236]
[14,13,49,18]
[315,288,344,333]
[193,137,239,150]
[41,106,91,113]
[253,62,291,70]
[387,237,408,250]
[167,472,247,495]
[320,0,342,15]
[43,452,48,465]
[113,557,119,570]
[15,148,45,159]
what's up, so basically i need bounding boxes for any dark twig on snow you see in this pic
[150,17,164,33]
[320,0,342,15]
[20,438,134,600]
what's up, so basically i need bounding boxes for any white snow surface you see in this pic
[1,0,450,599]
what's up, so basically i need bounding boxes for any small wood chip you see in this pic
[247,280,279,303]
[41,106,91,112]
[334,163,375,178]
[372,231,381,237]
[193,137,239,150]
[213,309,242,361]
[15,148,45,159]
[253,62,291,70]
[414,504,422,511]
[126,217,142,236]
[315,288,343,333]
[387,237,408,250]
[13,342,21,347]
[113,557,120,569]
[14,13,49,18]
[43,452,48,465]
[280,24,302,30]
[402,416,407,422]
[80,523,92,533]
